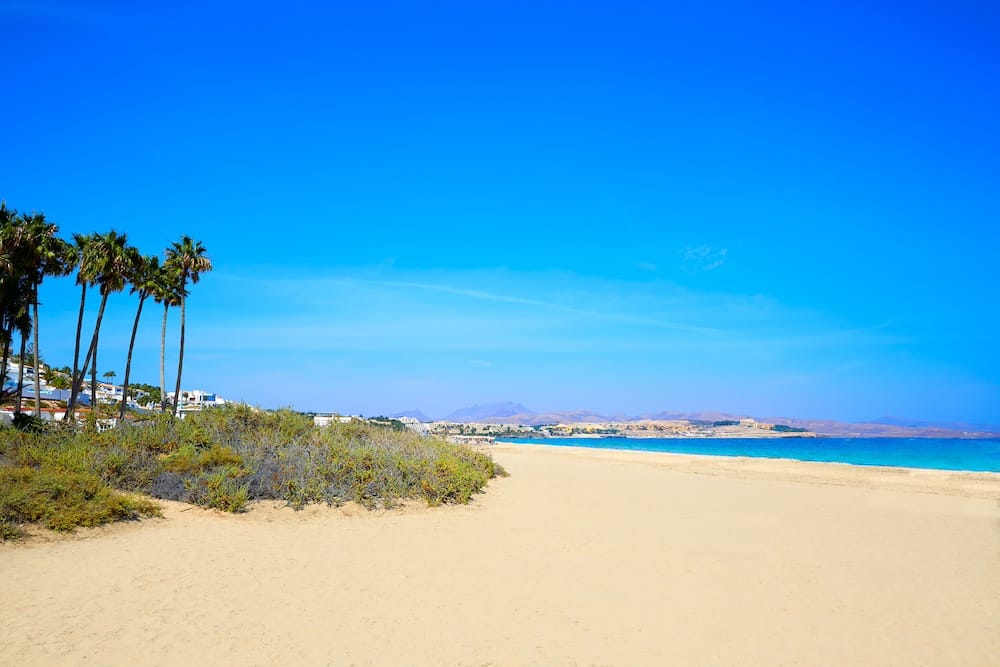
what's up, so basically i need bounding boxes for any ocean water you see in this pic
[497,437,1000,472]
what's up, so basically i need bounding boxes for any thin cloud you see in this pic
[373,279,724,335]
[212,269,898,352]
[683,245,728,272]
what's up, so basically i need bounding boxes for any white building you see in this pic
[313,413,360,427]
[166,389,228,413]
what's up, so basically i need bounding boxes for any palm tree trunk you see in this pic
[70,291,109,418]
[65,282,88,419]
[91,334,98,411]
[160,301,168,412]
[173,293,186,417]
[0,322,13,402]
[120,294,147,421]
[15,333,26,414]
[32,292,42,415]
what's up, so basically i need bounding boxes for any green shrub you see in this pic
[12,413,45,432]
[198,445,243,469]
[186,467,250,513]
[1,518,25,541]
[0,404,506,537]
[0,465,161,536]
[159,443,199,473]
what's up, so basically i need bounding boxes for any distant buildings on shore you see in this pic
[2,360,230,422]
[306,411,814,440]
[312,413,422,427]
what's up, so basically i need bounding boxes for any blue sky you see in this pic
[2,1,998,423]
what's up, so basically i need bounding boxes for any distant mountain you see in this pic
[441,404,628,425]
[481,409,617,426]
[389,409,432,423]
[762,417,1000,438]
[443,402,533,423]
[431,403,1000,438]
[868,416,1000,432]
[641,410,748,423]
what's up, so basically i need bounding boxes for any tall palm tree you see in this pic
[164,236,211,417]
[0,202,22,397]
[152,263,181,412]
[0,203,35,396]
[120,254,161,421]
[68,231,135,417]
[64,233,97,419]
[17,212,73,414]
[0,208,57,414]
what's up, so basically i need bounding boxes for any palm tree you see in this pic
[50,373,71,392]
[164,236,212,417]
[17,211,73,414]
[0,203,33,397]
[64,233,97,419]
[68,231,136,416]
[0,208,69,414]
[119,254,161,421]
[152,263,182,412]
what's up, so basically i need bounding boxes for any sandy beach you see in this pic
[2,443,998,666]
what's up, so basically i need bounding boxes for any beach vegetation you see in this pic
[0,465,161,535]
[0,404,506,540]
[367,416,408,431]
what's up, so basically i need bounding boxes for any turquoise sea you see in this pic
[497,437,1000,472]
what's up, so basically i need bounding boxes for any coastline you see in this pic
[495,436,1000,475]
[3,444,998,666]
[493,442,1000,499]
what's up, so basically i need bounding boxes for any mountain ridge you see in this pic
[441,402,532,423]
[420,403,1000,437]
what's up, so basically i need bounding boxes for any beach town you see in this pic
[1,359,227,427]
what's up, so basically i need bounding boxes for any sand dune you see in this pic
[2,444,998,666]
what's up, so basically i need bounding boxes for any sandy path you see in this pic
[2,444,998,666]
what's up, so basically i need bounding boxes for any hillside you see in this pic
[432,403,1000,438]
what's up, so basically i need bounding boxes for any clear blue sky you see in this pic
[2,1,998,423]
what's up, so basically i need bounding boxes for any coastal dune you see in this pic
[3,444,998,666]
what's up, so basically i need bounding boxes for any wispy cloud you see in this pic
[372,278,724,335]
[152,265,928,418]
[204,268,898,356]
[682,245,728,272]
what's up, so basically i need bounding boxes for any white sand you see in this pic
[2,443,998,666]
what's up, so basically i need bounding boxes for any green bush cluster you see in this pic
[0,466,161,537]
[0,405,506,540]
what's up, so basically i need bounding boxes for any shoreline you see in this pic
[494,436,1000,476]
[492,442,1000,499]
